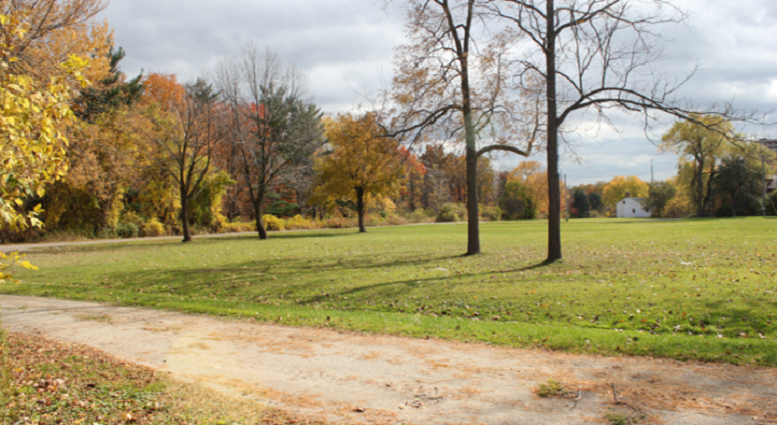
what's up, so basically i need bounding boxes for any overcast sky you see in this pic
[99,0,777,186]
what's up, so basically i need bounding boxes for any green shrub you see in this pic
[481,206,501,222]
[115,222,139,238]
[262,214,286,231]
[436,203,466,223]
[140,218,166,237]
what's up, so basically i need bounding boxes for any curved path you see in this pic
[2,295,775,424]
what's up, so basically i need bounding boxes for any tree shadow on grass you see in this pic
[27,231,356,255]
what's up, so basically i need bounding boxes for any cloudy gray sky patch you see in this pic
[100,0,777,186]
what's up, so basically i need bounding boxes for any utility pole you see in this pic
[650,159,654,184]
[564,173,569,222]
[763,155,767,217]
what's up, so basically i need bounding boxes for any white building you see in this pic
[616,197,651,218]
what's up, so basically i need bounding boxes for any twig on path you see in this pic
[611,383,646,424]
[565,384,582,410]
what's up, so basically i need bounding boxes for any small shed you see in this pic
[616,197,651,218]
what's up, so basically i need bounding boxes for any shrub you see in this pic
[285,214,313,230]
[436,203,466,223]
[324,217,355,229]
[384,215,408,226]
[140,218,166,237]
[222,221,256,233]
[262,214,286,231]
[115,222,139,238]
[406,209,434,223]
[480,206,501,222]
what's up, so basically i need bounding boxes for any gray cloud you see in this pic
[100,0,777,185]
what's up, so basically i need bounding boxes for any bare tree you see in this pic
[215,45,324,239]
[151,79,221,242]
[387,0,537,256]
[486,0,756,262]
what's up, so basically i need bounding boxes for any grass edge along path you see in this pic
[6,293,777,367]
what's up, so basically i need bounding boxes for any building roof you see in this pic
[758,139,777,153]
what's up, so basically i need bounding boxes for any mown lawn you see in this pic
[3,217,777,366]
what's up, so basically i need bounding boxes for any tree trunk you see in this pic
[465,145,480,255]
[695,159,705,217]
[545,0,562,262]
[181,193,192,243]
[356,187,366,233]
[254,198,268,240]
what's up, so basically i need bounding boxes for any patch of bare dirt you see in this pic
[2,295,776,425]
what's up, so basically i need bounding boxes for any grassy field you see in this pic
[3,217,777,366]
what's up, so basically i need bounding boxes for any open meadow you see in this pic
[3,217,777,366]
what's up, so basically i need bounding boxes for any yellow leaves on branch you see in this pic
[1,12,90,231]
[0,251,38,284]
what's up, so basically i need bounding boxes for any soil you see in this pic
[2,295,776,425]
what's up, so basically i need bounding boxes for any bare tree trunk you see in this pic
[695,159,706,217]
[253,197,268,240]
[545,0,562,262]
[181,191,192,243]
[465,146,480,255]
[356,187,366,233]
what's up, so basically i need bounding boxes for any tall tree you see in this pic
[660,115,733,217]
[215,45,324,239]
[314,113,407,233]
[148,76,221,242]
[0,9,89,233]
[641,181,676,217]
[388,0,536,255]
[487,0,752,261]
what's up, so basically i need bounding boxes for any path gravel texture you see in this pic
[2,295,776,424]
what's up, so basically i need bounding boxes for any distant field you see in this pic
[3,217,777,366]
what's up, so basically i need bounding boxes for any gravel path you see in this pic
[2,295,775,424]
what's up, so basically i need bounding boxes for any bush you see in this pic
[324,217,356,229]
[140,218,166,237]
[262,214,286,231]
[480,206,501,222]
[383,215,408,226]
[406,209,435,224]
[121,211,145,228]
[285,214,313,230]
[436,203,466,223]
[662,196,692,218]
[222,221,256,233]
[115,222,139,238]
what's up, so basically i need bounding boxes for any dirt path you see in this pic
[2,295,775,425]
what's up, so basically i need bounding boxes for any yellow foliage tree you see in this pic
[602,176,649,215]
[314,112,406,233]
[0,11,88,280]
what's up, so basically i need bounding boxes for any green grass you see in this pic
[3,217,777,366]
